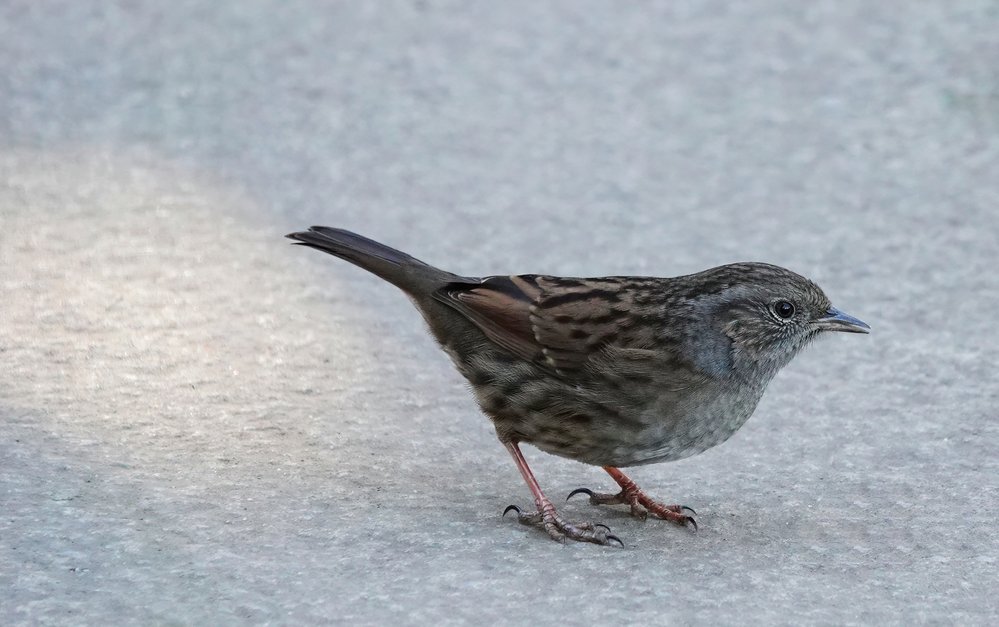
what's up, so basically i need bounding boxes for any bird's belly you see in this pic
[513,385,765,468]
[610,404,756,466]
[459,346,768,468]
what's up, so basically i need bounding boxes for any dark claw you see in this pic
[503,504,521,518]
[595,523,611,533]
[684,516,698,532]
[681,505,697,515]
[605,534,624,547]
[566,487,595,502]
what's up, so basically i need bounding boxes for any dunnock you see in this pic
[288,227,869,545]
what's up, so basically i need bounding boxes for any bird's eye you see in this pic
[773,300,795,319]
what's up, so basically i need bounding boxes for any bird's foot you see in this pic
[567,486,697,530]
[502,499,623,546]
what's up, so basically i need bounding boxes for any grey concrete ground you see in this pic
[1,1,997,624]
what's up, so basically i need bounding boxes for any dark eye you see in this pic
[773,300,795,319]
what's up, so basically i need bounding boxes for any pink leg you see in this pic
[567,466,697,530]
[502,442,622,546]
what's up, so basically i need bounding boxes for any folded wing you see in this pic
[434,274,662,376]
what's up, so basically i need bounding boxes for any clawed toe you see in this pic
[644,503,698,530]
[501,504,622,546]
[504,504,541,526]
[566,470,700,532]
[566,486,628,506]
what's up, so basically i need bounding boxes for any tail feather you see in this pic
[286,227,458,294]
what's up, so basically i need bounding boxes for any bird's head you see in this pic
[682,263,869,381]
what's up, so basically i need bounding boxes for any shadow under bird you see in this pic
[287,227,869,546]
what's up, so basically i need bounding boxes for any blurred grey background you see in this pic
[1,1,997,624]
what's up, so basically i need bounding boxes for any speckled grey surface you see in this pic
[1,1,997,624]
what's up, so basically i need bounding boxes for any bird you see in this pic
[287,226,869,546]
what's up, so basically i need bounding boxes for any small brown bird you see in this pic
[288,227,869,545]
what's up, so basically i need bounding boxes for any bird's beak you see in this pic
[814,307,870,334]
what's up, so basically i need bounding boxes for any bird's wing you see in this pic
[434,274,662,375]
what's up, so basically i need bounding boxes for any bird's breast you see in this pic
[611,384,766,466]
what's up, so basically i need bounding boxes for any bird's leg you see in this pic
[501,442,622,546]
[567,466,697,530]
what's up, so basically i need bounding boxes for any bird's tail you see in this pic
[286,226,459,295]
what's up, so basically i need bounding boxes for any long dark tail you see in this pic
[286,227,461,295]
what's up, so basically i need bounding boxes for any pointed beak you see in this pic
[814,307,870,334]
